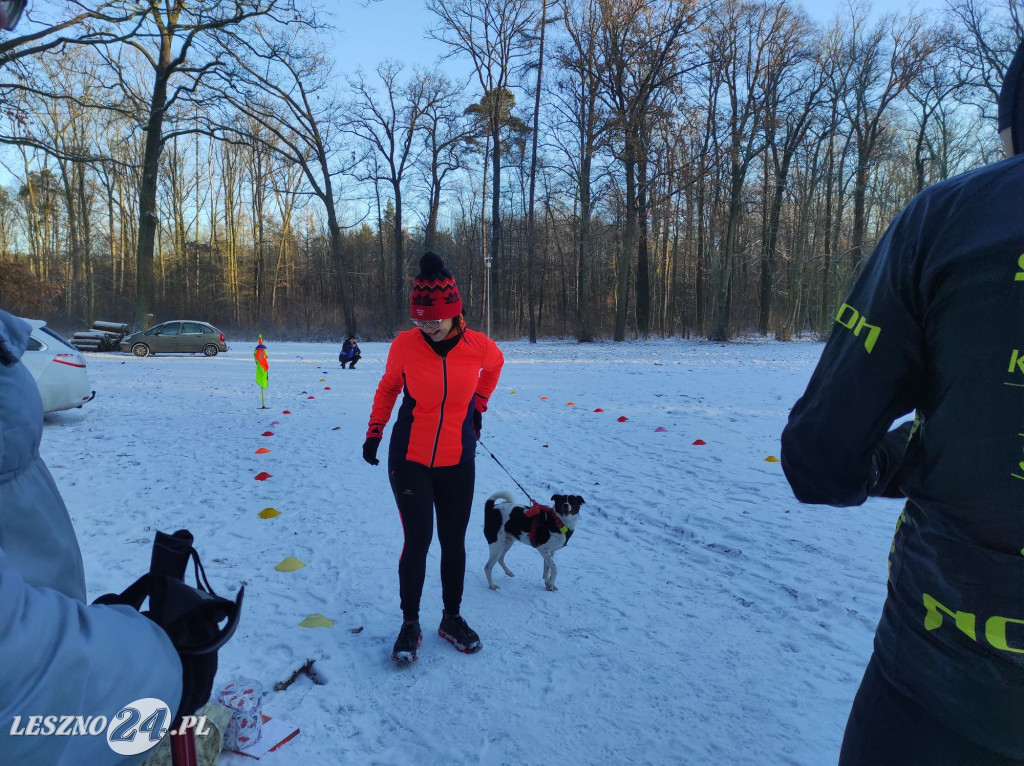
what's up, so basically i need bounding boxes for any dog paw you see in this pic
[489,584,500,590]
[546,584,558,592]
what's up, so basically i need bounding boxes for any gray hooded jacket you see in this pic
[0,310,182,764]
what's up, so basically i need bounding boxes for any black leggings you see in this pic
[388,459,475,622]
[840,653,1022,765]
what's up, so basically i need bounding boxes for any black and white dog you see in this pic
[483,491,585,591]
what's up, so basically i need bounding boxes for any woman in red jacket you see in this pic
[363,252,504,662]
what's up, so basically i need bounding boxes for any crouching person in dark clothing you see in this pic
[340,336,361,368]
[781,43,1024,766]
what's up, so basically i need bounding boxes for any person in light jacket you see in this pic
[0,310,183,764]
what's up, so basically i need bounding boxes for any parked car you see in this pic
[120,321,228,357]
[22,319,95,414]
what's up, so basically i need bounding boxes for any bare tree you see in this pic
[416,71,474,253]
[428,0,539,333]
[834,3,932,272]
[554,0,610,342]
[947,0,1024,116]
[346,61,429,325]
[93,0,307,327]
[755,1,823,337]
[596,0,698,340]
[213,24,360,335]
[525,0,550,343]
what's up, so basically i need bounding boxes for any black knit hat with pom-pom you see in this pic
[410,251,462,321]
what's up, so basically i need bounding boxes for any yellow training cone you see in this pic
[299,614,335,629]
[259,507,280,519]
[764,455,780,463]
[275,557,306,572]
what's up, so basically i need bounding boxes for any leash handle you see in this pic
[477,439,536,505]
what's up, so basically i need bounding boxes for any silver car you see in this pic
[120,321,228,357]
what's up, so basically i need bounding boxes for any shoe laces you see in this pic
[400,620,420,640]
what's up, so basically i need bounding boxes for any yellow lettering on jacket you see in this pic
[923,593,977,640]
[1009,350,1024,374]
[985,616,1024,654]
[836,303,881,354]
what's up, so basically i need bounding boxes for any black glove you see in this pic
[174,644,218,723]
[868,421,914,498]
[362,437,381,466]
[472,409,482,440]
[147,574,224,723]
[93,530,241,725]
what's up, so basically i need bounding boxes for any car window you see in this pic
[181,323,203,334]
[27,336,44,351]
[200,325,215,334]
[39,326,76,351]
[160,323,180,336]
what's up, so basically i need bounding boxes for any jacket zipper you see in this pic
[429,356,449,467]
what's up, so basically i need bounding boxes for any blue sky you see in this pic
[327,0,948,79]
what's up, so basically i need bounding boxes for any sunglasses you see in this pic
[411,318,442,329]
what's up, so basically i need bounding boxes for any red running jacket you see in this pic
[367,327,504,467]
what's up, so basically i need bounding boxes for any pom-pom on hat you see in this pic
[410,251,463,321]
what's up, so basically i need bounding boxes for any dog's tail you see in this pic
[484,491,516,544]
[487,490,517,507]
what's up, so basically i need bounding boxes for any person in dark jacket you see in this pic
[339,336,361,368]
[781,42,1024,765]
[363,252,504,662]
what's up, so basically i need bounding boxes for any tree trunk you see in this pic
[489,119,502,331]
[525,0,546,344]
[635,145,651,338]
[393,181,405,323]
[614,134,636,342]
[135,71,170,330]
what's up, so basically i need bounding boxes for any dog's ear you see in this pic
[573,495,585,506]
[550,493,563,504]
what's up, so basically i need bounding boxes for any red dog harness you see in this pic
[524,501,569,544]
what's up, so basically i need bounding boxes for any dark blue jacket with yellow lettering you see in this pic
[781,151,1024,758]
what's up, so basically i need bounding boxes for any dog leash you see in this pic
[477,438,538,506]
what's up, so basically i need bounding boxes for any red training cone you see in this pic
[254,472,272,481]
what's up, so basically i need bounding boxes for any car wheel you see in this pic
[202,344,219,357]
[132,343,151,358]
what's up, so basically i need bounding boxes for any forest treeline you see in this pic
[0,0,1021,341]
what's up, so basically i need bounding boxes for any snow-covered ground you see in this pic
[39,336,903,765]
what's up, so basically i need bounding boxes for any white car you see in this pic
[22,319,95,414]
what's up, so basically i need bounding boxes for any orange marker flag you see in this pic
[254,335,269,409]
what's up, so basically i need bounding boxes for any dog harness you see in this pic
[524,502,570,544]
